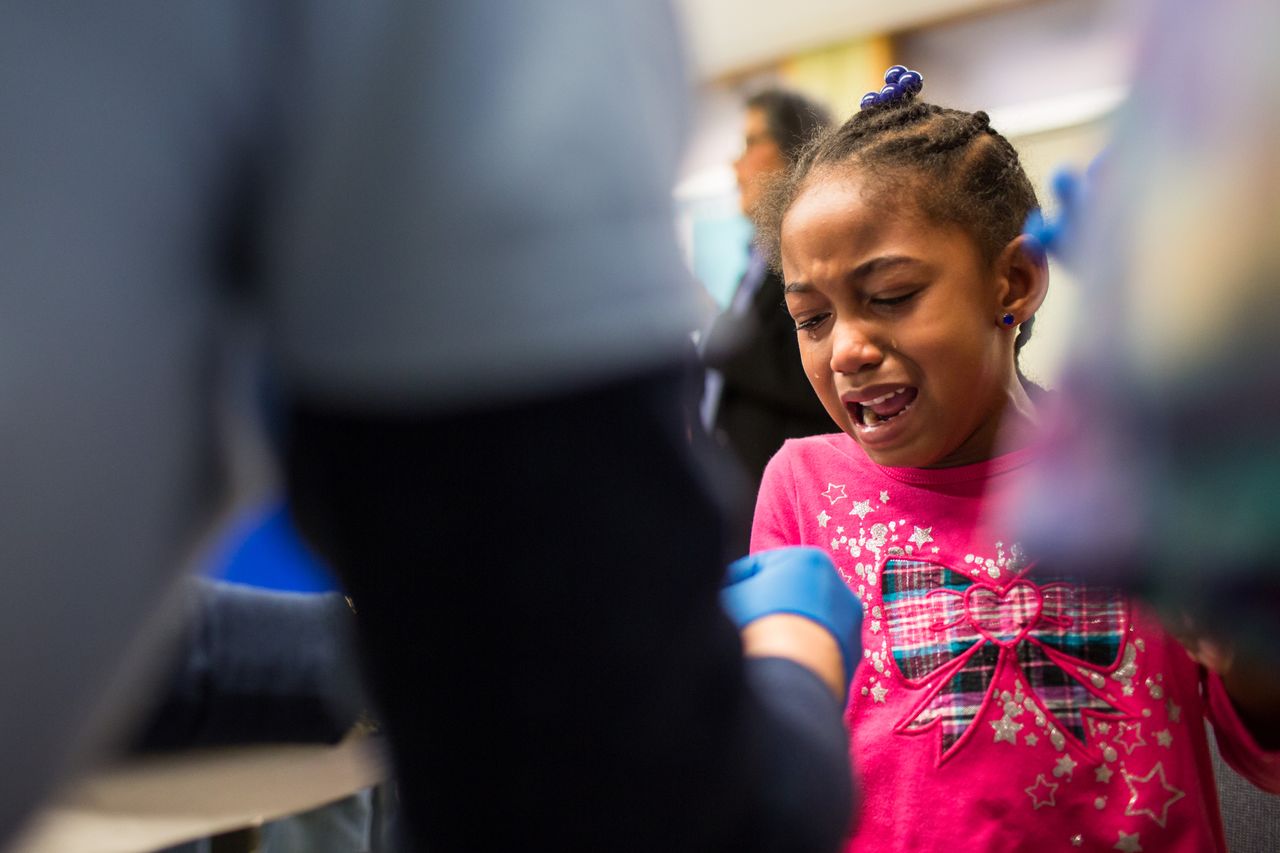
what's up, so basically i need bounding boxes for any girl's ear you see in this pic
[995,234,1049,320]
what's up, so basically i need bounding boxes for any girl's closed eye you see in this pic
[793,312,831,334]
[869,289,920,308]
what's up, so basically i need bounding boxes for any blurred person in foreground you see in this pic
[0,3,856,851]
[1010,0,1280,745]
[1004,0,1280,847]
[701,89,836,498]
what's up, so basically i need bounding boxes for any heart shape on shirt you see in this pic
[965,581,1043,647]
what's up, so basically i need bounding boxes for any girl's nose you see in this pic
[830,320,884,375]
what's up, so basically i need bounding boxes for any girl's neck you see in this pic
[1000,379,1043,451]
[922,378,1041,469]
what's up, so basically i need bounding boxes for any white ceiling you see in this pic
[673,0,1025,79]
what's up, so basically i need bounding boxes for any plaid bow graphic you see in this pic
[882,559,1129,762]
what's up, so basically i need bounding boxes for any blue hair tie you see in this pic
[861,65,925,110]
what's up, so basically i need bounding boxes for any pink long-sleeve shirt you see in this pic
[752,434,1280,852]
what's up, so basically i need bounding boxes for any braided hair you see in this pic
[756,98,1042,383]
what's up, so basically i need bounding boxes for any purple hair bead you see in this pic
[898,70,923,94]
[861,67,925,110]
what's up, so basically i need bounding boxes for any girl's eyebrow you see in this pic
[784,255,925,294]
[848,255,924,282]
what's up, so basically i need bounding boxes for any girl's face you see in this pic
[780,172,1039,468]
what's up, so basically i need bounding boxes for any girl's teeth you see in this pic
[866,387,907,406]
[860,397,914,428]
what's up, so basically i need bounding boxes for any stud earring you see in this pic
[1001,313,1016,326]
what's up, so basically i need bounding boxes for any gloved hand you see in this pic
[722,547,862,695]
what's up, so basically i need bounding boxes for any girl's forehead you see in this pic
[780,180,984,282]
[783,173,926,248]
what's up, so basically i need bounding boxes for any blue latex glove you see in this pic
[722,547,862,694]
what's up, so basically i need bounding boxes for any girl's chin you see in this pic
[840,423,922,466]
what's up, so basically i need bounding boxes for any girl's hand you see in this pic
[1167,610,1280,750]
[1166,610,1236,675]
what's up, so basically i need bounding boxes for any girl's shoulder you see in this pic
[766,432,880,489]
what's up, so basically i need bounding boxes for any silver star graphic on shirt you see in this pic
[817,510,831,528]
[1096,765,1114,783]
[1025,734,1038,747]
[1122,761,1185,828]
[821,483,847,504]
[1167,700,1181,723]
[1155,729,1172,748]
[1114,720,1147,755]
[1053,754,1078,778]
[1114,830,1143,852]
[849,499,873,520]
[1024,774,1058,809]
[991,716,1023,744]
[907,526,934,548]
[879,490,890,503]
[870,683,888,704]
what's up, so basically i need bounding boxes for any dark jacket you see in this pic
[703,267,835,490]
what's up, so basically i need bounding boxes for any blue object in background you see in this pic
[175,499,373,853]
[692,214,754,309]
[203,499,339,593]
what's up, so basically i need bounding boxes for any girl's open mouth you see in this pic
[851,387,918,429]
